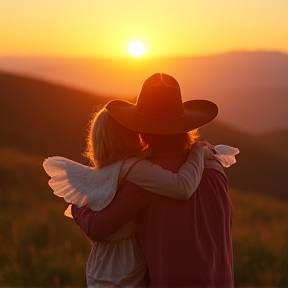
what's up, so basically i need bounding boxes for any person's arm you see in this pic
[125,143,205,200]
[72,181,152,242]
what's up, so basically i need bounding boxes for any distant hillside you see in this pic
[200,122,288,199]
[201,87,288,135]
[0,72,114,162]
[257,128,288,160]
[1,52,288,95]
[1,72,288,199]
[1,51,288,133]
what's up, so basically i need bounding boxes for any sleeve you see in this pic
[125,143,204,200]
[72,181,152,242]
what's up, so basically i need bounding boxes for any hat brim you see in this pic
[106,99,218,134]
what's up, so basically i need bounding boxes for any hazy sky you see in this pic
[1,0,288,58]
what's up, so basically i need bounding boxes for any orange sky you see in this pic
[1,0,288,58]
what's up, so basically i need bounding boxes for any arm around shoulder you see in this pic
[72,181,152,242]
[126,143,204,200]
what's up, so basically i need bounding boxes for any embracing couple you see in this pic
[44,73,235,287]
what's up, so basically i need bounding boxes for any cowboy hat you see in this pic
[105,73,218,134]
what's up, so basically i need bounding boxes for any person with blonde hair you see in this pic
[71,73,238,287]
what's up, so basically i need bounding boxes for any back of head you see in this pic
[84,108,143,168]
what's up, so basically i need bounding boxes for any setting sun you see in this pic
[127,40,146,57]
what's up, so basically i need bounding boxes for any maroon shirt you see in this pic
[72,150,234,288]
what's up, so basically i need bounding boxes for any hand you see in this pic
[197,140,216,160]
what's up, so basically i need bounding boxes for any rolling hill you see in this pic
[257,129,288,160]
[0,72,115,162]
[1,72,288,200]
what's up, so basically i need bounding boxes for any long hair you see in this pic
[141,130,199,152]
[84,108,144,168]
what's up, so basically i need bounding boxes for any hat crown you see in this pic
[136,73,185,119]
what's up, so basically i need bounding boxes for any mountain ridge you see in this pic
[1,51,288,133]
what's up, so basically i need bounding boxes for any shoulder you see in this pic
[120,157,151,181]
[202,167,229,187]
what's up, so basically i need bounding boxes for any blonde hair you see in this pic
[84,108,144,168]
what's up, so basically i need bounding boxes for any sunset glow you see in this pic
[0,0,287,58]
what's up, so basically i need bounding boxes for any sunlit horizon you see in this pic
[1,0,287,59]
[1,48,287,60]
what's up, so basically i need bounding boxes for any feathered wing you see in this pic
[43,156,140,239]
[214,145,240,168]
[43,156,123,211]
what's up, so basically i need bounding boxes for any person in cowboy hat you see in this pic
[72,73,234,287]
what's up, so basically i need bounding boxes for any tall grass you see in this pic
[1,148,288,287]
[0,149,90,287]
[231,189,288,287]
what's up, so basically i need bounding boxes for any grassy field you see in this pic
[231,189,288,287]
[1,148,288,287]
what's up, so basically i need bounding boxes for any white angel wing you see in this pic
[214,144,240,168]
[43,156,123,211]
